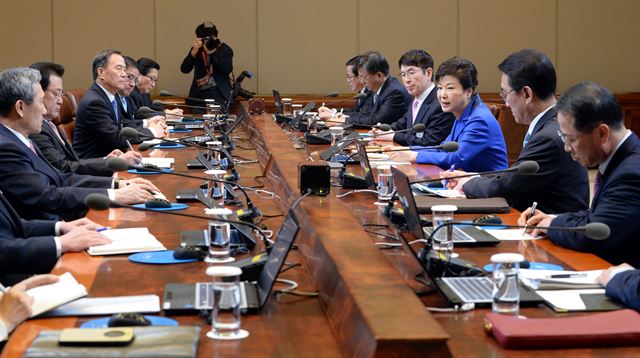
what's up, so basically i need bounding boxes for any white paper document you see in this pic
[88,227,166,255]
[535,289,606,311]
[412,183,466,198]
[520,269,604,290]
[27,272,88,317]
[141,157,175,168]
[142,139,163,145]
[42,295,161,317]
[484,229,539,241]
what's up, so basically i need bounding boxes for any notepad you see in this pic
[141,157,175,169]
[42,294,161,317]
[413,183,466,198]
[88,228,166,255]
[534,289,624,312]
[484,229,539,241]
[27,272,88,317]
[520,269,604,290]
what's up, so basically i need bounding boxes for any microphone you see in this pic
[369,141,459,153]
[106,157,260,222]
[159,90,208,103]
[235,70,253,84]
[365,123,426,138]
[136,106,224,122]
[410,161,540,185]
[84,193,270,253]
[152,99,209,111]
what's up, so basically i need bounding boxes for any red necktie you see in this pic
[28,141,37,155]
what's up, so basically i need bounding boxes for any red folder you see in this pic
[484,309,640,349]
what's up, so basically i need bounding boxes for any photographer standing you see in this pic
[180,22,233,113]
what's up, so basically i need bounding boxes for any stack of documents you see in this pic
[88,228,165,256]
[27,272,88,317]
[413,183,466,198]
[141,157,174,169]
[519,269,603,290]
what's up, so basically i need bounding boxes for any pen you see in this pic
[442,164,455,188]
[547,273,588,279]
[0,283,6,293]
[125,139,135,153]
[522,201,537,237]
[97,227,111,232]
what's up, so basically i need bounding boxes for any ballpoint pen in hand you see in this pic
[442,164,455,188]
[522,201,538,237]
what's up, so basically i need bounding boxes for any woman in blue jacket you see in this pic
[388,57,508,173]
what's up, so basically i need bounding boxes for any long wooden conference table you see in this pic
[3,105,638,357]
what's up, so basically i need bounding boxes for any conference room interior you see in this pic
[1,0,640,356]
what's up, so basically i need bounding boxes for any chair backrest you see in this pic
[58,89,84,143]
[486,102,527,165]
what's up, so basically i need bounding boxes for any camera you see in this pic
[202,36,220,51]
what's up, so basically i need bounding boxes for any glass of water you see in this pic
[206,140,223,165]
[490,253,525,316]
[204,208,235,263]
[376,165,394,201]
[431,205,458,258]
[205,266,249,340]
[205,169,227,201]
[329,127,344,146]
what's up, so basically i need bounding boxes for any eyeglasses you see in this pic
[346,75,357,81]
[399,69,423,79]
[358,73,370,81]
[499,88,516,101]
[144,74,158,83]
[557,130,578,145]
[47,89,64,100]
[127,75,139,84]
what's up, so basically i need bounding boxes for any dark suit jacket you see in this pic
[345,89,373,114]
[462,108,589,214]
[390,87,455,146]
[606,269,640,311]
[347,76,411,126]
[549,132,640,267]
[180,43,234,107]
[117,95,153,144]
[0,192,58,285]
[74,83,129,159]
[29,120,114,176]
[129,87,163,112]
[0,124,111,221]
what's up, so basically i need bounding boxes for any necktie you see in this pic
[523,132,532,147]
[111,99,119,125]
[411,99,420,125]
[46,120,65,145]
[121,97,128,113]
[28,140,37,155]
[593,171,603,200]
[373,93,378,105]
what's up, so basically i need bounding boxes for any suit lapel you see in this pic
[43,120,77,160]
[592,133,639,208]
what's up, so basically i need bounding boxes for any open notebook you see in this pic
[88,228,165,255]
[27,272,87,317]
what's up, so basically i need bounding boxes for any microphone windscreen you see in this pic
[516,160,539,175]
[326,91,339,97]
[138,142,153,152]
[302,101,315,112]
[584,222,610,240]
[353,92,367,100]
[159,90,173,96]
[152,99,166,109]
[106,157,130,172]
[441,141,459,152]
[412,123,426,132]
[120,127,140,140]
[377,123,392,131]
[84,193,112,211]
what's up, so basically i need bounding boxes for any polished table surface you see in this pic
[3,107,639,357]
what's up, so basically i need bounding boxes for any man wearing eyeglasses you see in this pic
[442,49,589,214]
[371,49,454,146]
[129,57,182,117]
[28,62,142,176]
[518,81,640,267]
[320,51,410,127]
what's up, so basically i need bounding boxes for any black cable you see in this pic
[279,262,301,274]
[364,230,397,240]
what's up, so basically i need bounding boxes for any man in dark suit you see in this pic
[442,50,589,213]
[28,62,141,176]
[597,263,640,311]
[0,67,156,220]
[342,55,373,117]
[320,51,411,127]
[519,82,640,267]
[74,50,143,159]
[373,49,454,146]
[129,57,183,118]
[0,191,110,285]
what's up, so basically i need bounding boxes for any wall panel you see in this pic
[0,0,53,70]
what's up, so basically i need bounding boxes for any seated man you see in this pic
[29,62,141,176]
[0,275,62,340]
[118,56,167,140]
[0,67,156,220]
[388,57,508,172]
[342,55,373,117]
[441,49,589,213]
[320,51,410,127]
[372,49,454,146]
[519,82,640,267]
[597,264,640,311]
[130,57,182,116]
[74,50,145,158]
[0,192,110,285]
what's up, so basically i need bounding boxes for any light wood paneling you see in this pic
[0,0,53,69]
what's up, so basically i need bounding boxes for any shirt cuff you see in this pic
[149,127,160,137]
[143,119,148,128]
[0,319,8,341]
[53,236,62,257]
[55,221,62,236]
[107,189,116,201]
[608,267,635,283]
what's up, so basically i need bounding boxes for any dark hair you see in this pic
[435,57,478,91]
[345,55,361,76]
[398,49,434,71]
[498,49,556,100]
[29,62,64,91]
[123,56,138,71]
[91,49,122,81]
[137,57,160,76]
[196,21,218,38]
[557,81,623,133]
[357,51,389,76]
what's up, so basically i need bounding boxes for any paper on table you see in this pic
[27,272,88,317]
[536,289,606,311]
[141,157,175,168]
[367,153,390,160]
[88,228,166,255]
[42,295,161,317]
[484,229,539,241]
[142,139,163,145]
[413,183,466,198]
[520,269,603,290]
[369,161,411,167]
